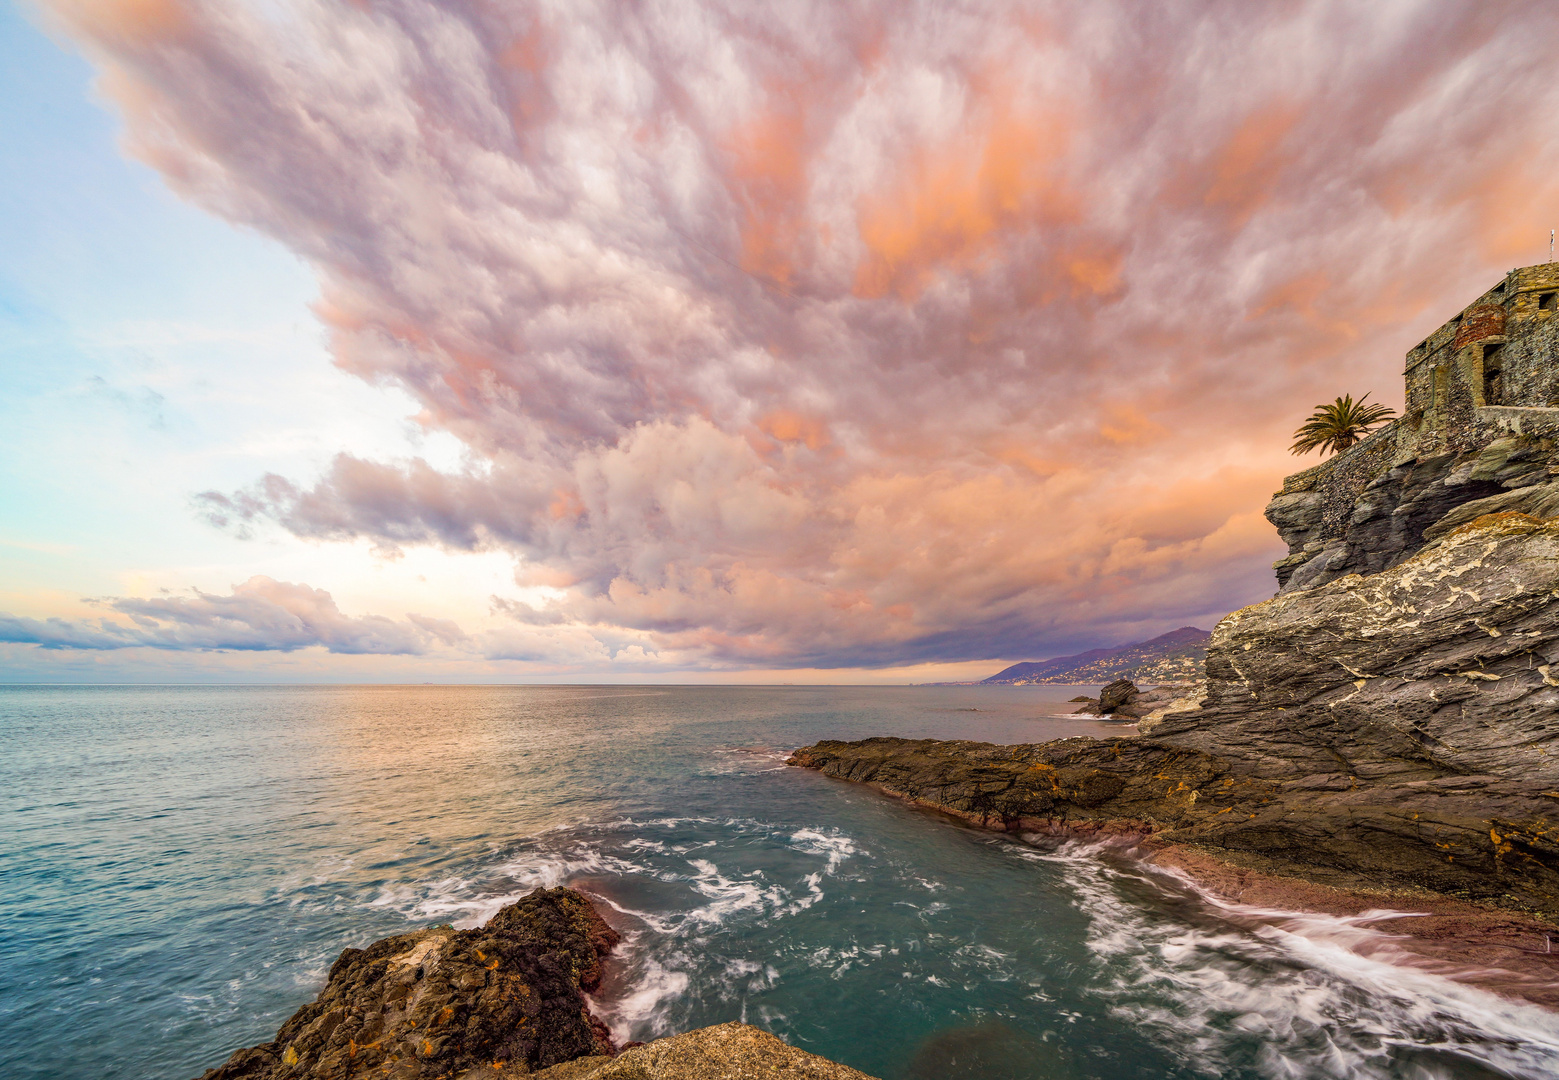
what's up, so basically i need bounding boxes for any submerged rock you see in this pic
[529,1022,877,1080]
[195,887,619,1080]
[792,514,1559,917]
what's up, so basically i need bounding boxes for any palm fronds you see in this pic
[1289,394,1396,457]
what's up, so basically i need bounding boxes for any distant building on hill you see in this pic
[1268,262,1559,594]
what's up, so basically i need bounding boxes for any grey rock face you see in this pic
[794,514,1559,915]
[1270,263,1559,592]
[1164,512,1559,788]
[1267,421,1559,597]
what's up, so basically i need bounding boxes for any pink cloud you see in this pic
[1,576,459,654]
[37,0,1559,666]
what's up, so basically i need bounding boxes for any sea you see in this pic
[3,684,1559,1080]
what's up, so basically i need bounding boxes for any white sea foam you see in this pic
[787,828,857,874]
[706,747,792,774]
[590,952,692,1044]
[1025,840,1559,1078]
[684,858,794,925]
[408,815,874,1045]
[365,844,646,928]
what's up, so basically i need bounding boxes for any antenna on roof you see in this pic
[1551,229,1555,263]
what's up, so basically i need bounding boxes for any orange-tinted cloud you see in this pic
[758,410,828,450]
[47,0,187,46]
[854,106,1076,299]
[727,98,811,286]
[37,0,1559,668]
[1201,103,1301,224]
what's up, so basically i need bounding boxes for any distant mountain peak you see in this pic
[982,627,1211,685]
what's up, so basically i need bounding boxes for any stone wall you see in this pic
[1267,422,1400,588]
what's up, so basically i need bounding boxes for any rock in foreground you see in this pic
[530,1022,878,1080]
[196,887,618,1080]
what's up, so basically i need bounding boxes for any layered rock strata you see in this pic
[196,887,619,1080]
[793,513,1559,918]
[1269,430,1559,593]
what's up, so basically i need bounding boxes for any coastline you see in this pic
[788,744,1559,1013]
[1146,844,1559,1010]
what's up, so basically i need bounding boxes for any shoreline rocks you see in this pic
[790,513,1559,1004]
[1070,680,1197,721]
[195,887,619,1080]
[787,735,1559,1006]
[795,514,1559,917]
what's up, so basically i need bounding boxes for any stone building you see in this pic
[1267,262,1559,593]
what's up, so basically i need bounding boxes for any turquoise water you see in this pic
[3,685,1559,1080]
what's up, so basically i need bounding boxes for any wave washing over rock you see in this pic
[192,880,880,1080]
[791,512,1559,1009]
[195,887,620,1080]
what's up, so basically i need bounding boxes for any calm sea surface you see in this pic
[3,684,1559,1080]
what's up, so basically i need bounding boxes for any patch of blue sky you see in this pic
[0,2,477,638]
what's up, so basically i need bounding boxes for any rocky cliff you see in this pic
[794,512,1559,918]
[1267,261,1559,594]
[195,887,619,1080]
[1268,427,1559,593]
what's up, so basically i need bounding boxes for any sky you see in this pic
[2,0,1558,683]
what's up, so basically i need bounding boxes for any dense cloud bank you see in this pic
[30,0,1559,667]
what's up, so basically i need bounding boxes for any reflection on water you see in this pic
[1,684,1556,1080]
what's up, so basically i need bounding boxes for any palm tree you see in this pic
[1289,394,1396,457]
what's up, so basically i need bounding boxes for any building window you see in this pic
[1540,292,1557,311]
[1483,343,1505,406]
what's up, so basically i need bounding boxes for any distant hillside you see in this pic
[982,626,1210,685]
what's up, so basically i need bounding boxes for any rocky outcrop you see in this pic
[793,513,1559,917]
[1269,261,1559,594]
[196,887,619,1080]
[1268,432,1559,594]
[1071,681,1192,720]
[1096,678,1138,715]
[788,734,1267,841]
[529,1023,878,1080]
[1136,682,1205,734]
